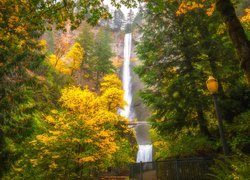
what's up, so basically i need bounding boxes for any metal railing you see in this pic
[130,157,213,180]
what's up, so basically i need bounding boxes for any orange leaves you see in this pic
[79,156,96,163]
[176,1,215,17]
[206,3,215,16]
[176,1,204,16]
[4,3,29,39]
[241,8,250,23]
[8,16,19,28]
[241,8,250,31]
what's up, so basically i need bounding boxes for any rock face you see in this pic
[130,34,151,145]
[111,31,125,57]
[131,62,151,145]
[118,32,151,144]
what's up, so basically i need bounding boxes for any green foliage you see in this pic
[0,60,66,177]
[4,75,136,179]
[135,0,250,160]
[77,24,115,90]
[209,155,250,180]
[228,111,250,153]
[152,128,217,160]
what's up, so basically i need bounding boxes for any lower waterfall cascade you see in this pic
[136,145,153,162]
[121,33,152,163]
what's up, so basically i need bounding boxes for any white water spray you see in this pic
[120,33,133,119]
[121,33,152,163]
[137,145,153,162]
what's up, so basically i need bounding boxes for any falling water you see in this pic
[137,145,153,162]
[121,33,152,163]
[120,33,133,119]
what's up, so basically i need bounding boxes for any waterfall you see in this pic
[137,145,152,162]
[121,33,152,163]
[120,33,133,120]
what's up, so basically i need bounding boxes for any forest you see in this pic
[0,0,250,179]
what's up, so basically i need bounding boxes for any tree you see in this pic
[0,0,134,177]
[215,0,250,83]
[112,9,125,31]
[167,0,250,83]
[65,42,85,75]
[93,27,115,89]
[6,74,135,179]
[135,0,250,158]
[125,9,135,33]
[47,42,84,75]
[77,25,115,90]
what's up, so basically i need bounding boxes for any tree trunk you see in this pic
[196,105,211,137]
[216,0,250,83]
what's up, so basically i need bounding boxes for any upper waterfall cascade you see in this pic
[121,33,152,163]
[120,33,133,120]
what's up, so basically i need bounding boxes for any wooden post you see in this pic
[140,161,143,180]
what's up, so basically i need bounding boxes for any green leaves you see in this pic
[135,0,250,161]
[77,25,115,91]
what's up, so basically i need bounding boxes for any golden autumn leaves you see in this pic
[20,74,135,176]
[176,1,215,17]
[47,42,84,75]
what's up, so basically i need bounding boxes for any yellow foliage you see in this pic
[36,135,50,145]
[47,54,69,74]
[30,159,38,167]
[79,156,96,163]
[60,86,97,114]
[241,8,250,23]
[28,74,135,173]
[39,39,47,52]
[100,74,123,92]
[49,131,62,136]
[52,155,60,159]
[176,1,204,16]
[47,43,85,75]
[206,3,215,16]
[100,87,124,112]
[65,42,85,73]
[241,8,250,31]
[51,109,58,114]
[49,162,58,170]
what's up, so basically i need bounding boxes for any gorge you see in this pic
[121,33,152,163]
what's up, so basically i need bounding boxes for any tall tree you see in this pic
[216,0,250,83]
[112,9,125,31]
[94,27,115,89]
[0,0,127,176]
[135,0,250,157]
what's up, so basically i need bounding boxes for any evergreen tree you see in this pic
[77,25,115,90]
[125,9,135,33]
[113,9,125,31]
[135,0,250,158]
[94,27,115,90]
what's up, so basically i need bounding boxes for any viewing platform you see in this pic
[127,121,151,126]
